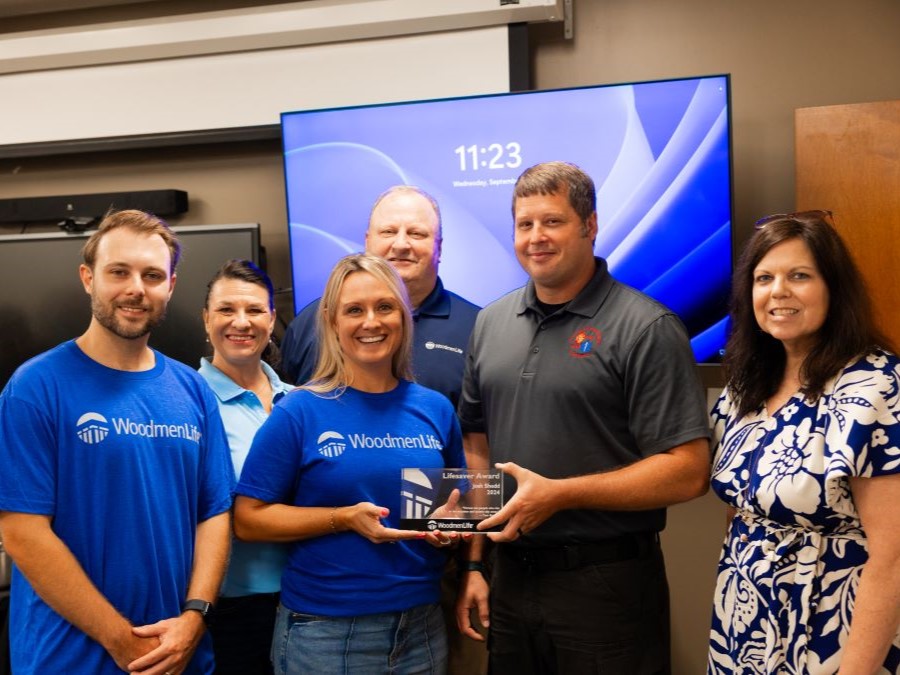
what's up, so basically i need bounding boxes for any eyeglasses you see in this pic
[754,209,834,230]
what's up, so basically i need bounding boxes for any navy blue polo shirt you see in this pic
[280,277,479,408]
[458,258,710,543]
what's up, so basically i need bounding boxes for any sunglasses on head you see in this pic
[754,209,834,230]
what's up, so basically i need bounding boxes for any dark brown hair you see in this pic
[724,212,893,417]
[204,259,280,368]
[512,161,596,224]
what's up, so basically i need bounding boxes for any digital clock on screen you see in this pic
[454,142,522,171]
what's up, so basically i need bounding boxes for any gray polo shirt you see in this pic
[458,258,709,544]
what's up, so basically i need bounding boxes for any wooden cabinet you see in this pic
[795,100,900,346]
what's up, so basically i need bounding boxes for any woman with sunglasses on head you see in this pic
[708,211,900,674]
[198,259,294,675]
[233,253,463,675]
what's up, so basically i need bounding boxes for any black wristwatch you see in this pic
[182,599,213,619]
[460,560,486,579]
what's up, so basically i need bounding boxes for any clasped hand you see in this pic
[122,611,205,675]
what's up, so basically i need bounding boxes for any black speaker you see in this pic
[0,190,188,224]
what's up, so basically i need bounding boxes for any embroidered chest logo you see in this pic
[568,327,602,358]
[424,340,463,355]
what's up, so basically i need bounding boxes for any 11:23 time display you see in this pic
[454,142,523,171]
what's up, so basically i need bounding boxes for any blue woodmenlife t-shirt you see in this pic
[0,340,234,675]
[236,379,465,617]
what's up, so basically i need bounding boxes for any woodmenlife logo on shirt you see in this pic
[316,430,443,458]
[75,411,202,445]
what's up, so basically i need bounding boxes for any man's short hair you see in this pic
[512,161,597,223]
[369,185,443,242]
[82,209,181,274]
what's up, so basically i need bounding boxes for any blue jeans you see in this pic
[271,602,447,675]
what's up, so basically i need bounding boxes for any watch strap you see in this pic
[461,560,486,577]
[182,598,212,617]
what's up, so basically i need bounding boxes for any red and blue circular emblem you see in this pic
[568,326,602,358]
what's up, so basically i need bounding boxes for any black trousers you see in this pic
[209,592,279,675]
[488,536,670,675]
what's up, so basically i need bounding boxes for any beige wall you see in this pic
[531,0,900,245]
[3,1,900,671]
[527,1,900,671]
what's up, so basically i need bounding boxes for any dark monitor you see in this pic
[0,223,260,388]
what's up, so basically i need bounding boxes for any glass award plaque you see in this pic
[400,468,503,532]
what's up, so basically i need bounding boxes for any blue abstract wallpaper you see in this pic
[281,75,732,363]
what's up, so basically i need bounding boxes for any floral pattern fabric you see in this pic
[708,349,900,674]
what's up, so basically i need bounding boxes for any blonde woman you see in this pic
[234,253,463,675]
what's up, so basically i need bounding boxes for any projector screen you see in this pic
[281,75,733,363]
[0,26,513,150]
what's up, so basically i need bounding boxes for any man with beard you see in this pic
[0,210,234,675]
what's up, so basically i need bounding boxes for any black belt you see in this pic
[499,532,658,572]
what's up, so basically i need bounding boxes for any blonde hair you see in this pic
[304,253,414,393]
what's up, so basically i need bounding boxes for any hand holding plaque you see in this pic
[400,468,503,532]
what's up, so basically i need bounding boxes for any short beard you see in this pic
[91,296,165,340]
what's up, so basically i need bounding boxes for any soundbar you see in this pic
[0,190,188,224]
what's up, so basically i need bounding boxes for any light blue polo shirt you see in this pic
[199,358,294,596]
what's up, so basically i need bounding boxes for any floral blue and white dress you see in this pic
[708,349,900,674]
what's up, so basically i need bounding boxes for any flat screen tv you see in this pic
[281,74,733,363]
[0,223,260,388]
